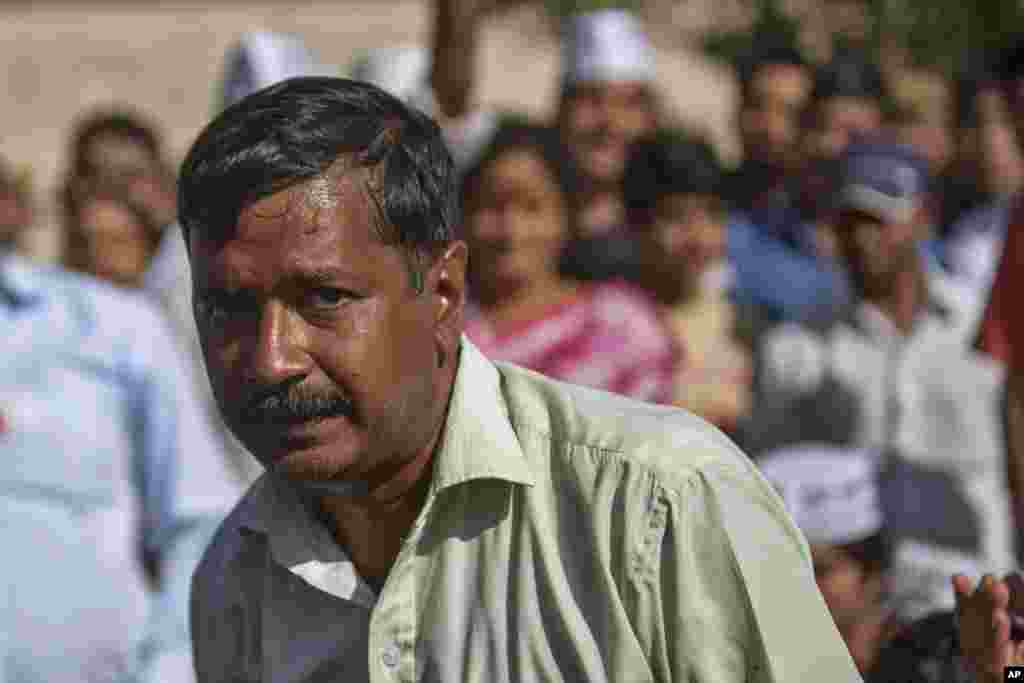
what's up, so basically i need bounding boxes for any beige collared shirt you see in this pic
[191,337,859,682]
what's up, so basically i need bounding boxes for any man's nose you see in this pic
[248,300,311,386]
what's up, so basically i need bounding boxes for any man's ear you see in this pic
[426,241,468,359]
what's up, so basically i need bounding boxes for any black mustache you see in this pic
[239,386,354,425]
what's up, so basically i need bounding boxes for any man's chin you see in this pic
[266,451,371,496]
[237,422,365,480]
[274,468,370,497]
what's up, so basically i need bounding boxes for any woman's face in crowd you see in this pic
[84,133,157,184]
[465,148,567,299]
[563,81,658,187]
[73,199,151,286]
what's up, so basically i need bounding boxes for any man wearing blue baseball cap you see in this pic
[747,138,1015,625]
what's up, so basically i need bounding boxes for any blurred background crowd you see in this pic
[7,0,1024,681]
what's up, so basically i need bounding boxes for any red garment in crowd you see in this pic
[465,280,679,405]
[977,195,1024,367]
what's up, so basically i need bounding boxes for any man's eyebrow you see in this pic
[288,267,358,286]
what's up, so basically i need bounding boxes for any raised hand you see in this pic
[954,573,1024,683]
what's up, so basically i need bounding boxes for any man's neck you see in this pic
[318,355,459,589]
[318,453,434,589]
[864,261,928,336]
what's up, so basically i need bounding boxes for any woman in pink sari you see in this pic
[461,122,679,404]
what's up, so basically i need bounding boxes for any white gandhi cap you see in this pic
[562,9,654,85]
[348,46,437,115]
[219,31,335,111]
[758,444,883,546]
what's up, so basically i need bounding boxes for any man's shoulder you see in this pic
[193,476,269,594]
[496,361,753,486]
[195,475,268,565]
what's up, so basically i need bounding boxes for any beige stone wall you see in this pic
[0,1,736,262]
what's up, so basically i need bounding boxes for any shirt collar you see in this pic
[851,273,951,345]
[237,335,536,537]
[234,336,535,603]
[0,251,46,308]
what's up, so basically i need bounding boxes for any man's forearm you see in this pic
[431,0,482,120]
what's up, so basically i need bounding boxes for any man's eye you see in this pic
[197,292,255,323]
[308,287,352,309]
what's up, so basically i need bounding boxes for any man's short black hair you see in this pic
[811,49,888,104]
[992,37,1024,85]
[623,130,723,225]
[70,108,163,178]
[990,37,1024,116]
[737,40,808,104]
[178,77,458,269]
[839,530,893,578]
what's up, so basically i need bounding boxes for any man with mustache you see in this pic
[185,77,859,682]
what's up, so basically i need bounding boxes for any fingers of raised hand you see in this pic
[956,575,1013,674]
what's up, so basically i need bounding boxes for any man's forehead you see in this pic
[234,168,375,244]
[190,167,388,282]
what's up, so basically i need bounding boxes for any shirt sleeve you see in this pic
[639,456,863,682]
[728,214,849,324]
[128,307,235,682]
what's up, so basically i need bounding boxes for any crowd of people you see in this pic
[5,0,1024,681]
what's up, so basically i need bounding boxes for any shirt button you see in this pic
[381,643,400,669]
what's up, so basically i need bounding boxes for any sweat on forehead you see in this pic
[233,166,386,244]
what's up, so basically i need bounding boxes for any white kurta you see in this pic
[753,294,1013,621]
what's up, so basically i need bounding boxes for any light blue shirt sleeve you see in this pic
[128,305,234,682]
[728,213,849,323]
[0,257,238,682]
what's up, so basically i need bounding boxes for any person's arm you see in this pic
[636,454,862,681]
[430,0,492,121]
[129,308,235,682]
[728,213,849,324]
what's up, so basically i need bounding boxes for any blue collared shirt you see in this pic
[0,254,235,682]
